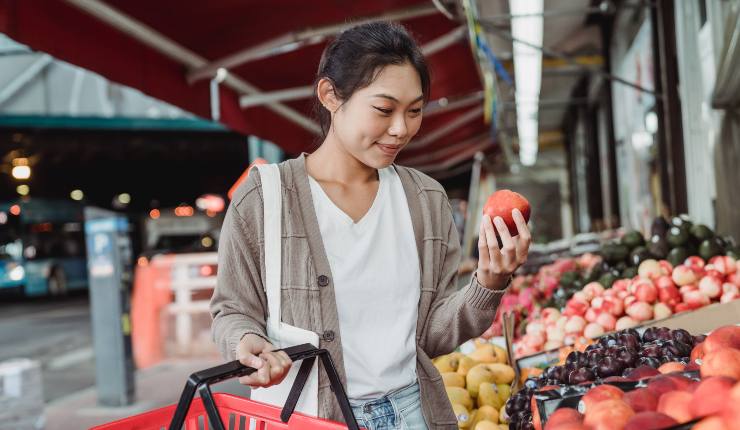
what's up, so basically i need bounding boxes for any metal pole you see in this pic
[462,152,485,259]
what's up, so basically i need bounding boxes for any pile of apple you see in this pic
[529,325,740,430]
[514,255,739,357]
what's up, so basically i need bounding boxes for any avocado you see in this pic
[699,238,724,261]
[690,224,714,242]
[651,216,671,237]
[667,247,690,267]
[602,243,630,264]
[621,230,646,250]
[621,267,638,279]
[727,247,740,260]
[667,226,690,248]
[630,246,654,267]
[648,234,669,259]
[598,273,617,288]
[560,271,578,287]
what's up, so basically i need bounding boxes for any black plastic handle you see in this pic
[168,343,360,430]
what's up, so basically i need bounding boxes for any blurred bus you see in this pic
[0,199,88,296]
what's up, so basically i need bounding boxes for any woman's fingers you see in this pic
[483,215,503,268]
[494,216,516,264]
[512,209,532,261]
[478,216,490,268]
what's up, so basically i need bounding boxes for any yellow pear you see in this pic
[452,403,473,429]
[457,356,479,376]
[485,363,515,385]
[499,404,508,424]
[492,345,508,364]
[498,425,509,430]
[496,384,511,404]
[478,382,503,410]
[473,421,499,430]
[435,352,464,373]
[468,344,497,363]
[470,405,499,428]
[442,372,466,388]
[446,386,474,410]
[466,364,496,398]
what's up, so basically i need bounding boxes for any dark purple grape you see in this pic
[671,329,693,345]
[569,367,596,384]
[597,356,624,377]
[618,333,641,350]
[616,347,638,367]
[505,398,517,416]
[587,351,602,367]
[524,378,538,390]
[585,343,602,353]
[693,334,707,345]
[625,328,641,340]
[519,420,535,430]
[642,327,660,343]
[545,365,565,382]
[622,367,635,377]
[656,328,673,341]
[641,344,662,358]
[664,340,692,357]
[566,351,589,368]
[638,356,661,368]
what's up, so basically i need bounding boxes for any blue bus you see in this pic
[0,199,88,296]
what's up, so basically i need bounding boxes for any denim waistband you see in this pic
[350,381,420,415]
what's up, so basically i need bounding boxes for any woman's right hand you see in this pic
[236,333,293,388]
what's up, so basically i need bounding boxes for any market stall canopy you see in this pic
[0,0,500,174]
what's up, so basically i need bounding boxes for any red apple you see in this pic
[482,189,531,236]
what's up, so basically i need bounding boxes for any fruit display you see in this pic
[521,324,740,430]
[505,326,707,430]
[435,341,516,429]
[512,250,739,357]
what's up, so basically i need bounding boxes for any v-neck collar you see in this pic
[307,168,387,227]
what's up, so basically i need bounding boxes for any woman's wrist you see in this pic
[474,270,511,291]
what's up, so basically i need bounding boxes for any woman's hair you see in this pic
[313,21,431,137]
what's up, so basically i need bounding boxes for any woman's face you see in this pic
[328,62,424,169]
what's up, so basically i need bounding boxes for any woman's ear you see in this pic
[317,78,341,113]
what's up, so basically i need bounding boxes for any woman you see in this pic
[210,21,531,430]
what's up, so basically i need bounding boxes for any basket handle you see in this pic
[168,343,360,430]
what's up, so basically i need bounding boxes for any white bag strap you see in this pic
[256,164,282,335]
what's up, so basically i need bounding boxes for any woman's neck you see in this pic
[306,135,378,185]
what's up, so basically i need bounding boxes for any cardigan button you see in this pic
[322,330,335,342]
[317,275,330,287]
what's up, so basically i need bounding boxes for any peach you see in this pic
[720,291,738,303]
[689,376,736,418]
[635,281,658,303]
[673,265,698,286]
[578,385,625,414]
[626,301,653,321]
[653,302,672,320]
[701,348,740,380]
[638,259,664,280]
[656,391,693,423]
[544,408,583,430]
[704,325,740,354]
[625,365,660,381]
[647,374,694,398]
[623,411,677,430]
[565,316,587,334]
[585,307,600,323]
[719,382,740,429]
[722,282,738,295]
[623,295,637,307]
[691,342,706,362]
[583,282,605,299]
[584,322,605,339]
[583,399,635,430]
[564,299,589,318]
[595,312,616,331]
[572,291,590,303]
[683,290,711,309]
[615,316,638,331]
[658,361,685,374]
[709,255,737,275]
[601,296,624,317]
[658,260,673,275]
[699,275,723,299]
[622,387,658,413]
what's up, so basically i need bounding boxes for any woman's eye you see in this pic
[409,108,422,114]
[373,106,392,115]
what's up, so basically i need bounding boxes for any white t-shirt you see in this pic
[308,166,421,401]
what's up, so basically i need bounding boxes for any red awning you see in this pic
[0,0,495,170]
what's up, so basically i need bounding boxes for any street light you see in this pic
[16,184,29,196]
[71,189,84,201]
[11,157,31,180]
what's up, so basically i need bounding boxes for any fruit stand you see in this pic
[439,214,740,430]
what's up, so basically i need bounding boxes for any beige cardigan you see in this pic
[210,154,505,428]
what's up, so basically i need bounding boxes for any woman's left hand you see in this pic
[476,209,531,290]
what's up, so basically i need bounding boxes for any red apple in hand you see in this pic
[482,189,531,236]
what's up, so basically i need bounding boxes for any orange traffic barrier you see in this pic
[131,255,174,369]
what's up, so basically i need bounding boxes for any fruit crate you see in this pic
[91,344,362,430]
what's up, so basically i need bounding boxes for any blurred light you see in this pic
[201,236,214,248]
[12,166,31,180]
[206,210,217,217]
[510,0,544,166]
[196,194,225,213]
[199,264,214,277]
[645,111,659,134]
[70,189,84,201]
[9,264,25,281]
[149,209,161,219]
[118,193,131,204]
[24,246,36,259]
[175,205,194,217]
[215,68,228,83]
[16,185,29,196]
[137,256,149,267]
[0,212,6,224]
[10,205,21,216]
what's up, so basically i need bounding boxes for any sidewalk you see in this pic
[43,358,249,430]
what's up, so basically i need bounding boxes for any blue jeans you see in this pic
[349,382,428,430]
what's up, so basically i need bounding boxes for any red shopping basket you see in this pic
[91,344,362,430]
